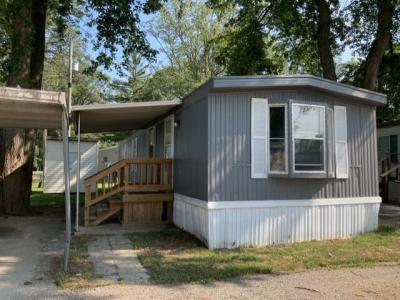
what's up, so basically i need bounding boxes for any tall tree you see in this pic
[314,0,337,80]
[110,52,149,102]
[0,0,162,216]
[213,0,286,75]
[347,0,399,90]
[211,0,398,91]
[0,0,47,215]
[148,0,231,98]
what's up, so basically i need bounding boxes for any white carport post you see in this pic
[75,112,81,233]
[61,97,71,273]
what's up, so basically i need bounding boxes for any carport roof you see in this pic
[0,87,65,129]
[72,100,182,133]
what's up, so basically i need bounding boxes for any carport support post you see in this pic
[62,109,71,272]
[75,112,81,232]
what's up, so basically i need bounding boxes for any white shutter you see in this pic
[251,98,268,178]
[334,106,348,179]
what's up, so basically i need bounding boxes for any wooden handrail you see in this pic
[84,157,174,226]
[380,164,400,178]
[124,158,173,164]
[85,159,126,183]
[85,158,173,184]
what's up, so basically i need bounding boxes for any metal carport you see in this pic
[71,100,182,231]
[0,87,72,272]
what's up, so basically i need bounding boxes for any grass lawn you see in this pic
[129,226,400,284]
[31,187,79,208]
[51,235,111,289]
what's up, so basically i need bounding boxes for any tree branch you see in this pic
[315,0,337,81]
[362,0,395,90]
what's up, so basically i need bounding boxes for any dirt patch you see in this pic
[57,265,400,299]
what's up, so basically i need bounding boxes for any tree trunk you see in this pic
[315,0,337,81]
[0,0,48,216]
[362,0,395,90]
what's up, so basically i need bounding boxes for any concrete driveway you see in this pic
[0,208,65,299]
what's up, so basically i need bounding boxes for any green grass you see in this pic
[52,235,94,289]
[52,235,111,289]
[129,226,400,284]
[31,187,79,208]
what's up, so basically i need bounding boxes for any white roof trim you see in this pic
[211,75,387,105]
[72,100,181,112]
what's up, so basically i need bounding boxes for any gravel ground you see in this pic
[1,207,399,299]
[24,265,399,300]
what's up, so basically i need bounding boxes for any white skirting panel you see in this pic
[174,193,381,249]
[173,194,209,245]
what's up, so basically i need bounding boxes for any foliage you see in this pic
[30,188,77,208]
[43,23,109,105]
[145,0,231,98]
[130,227,400,284]
[340,45,400,124]
[344,0,400,57]
[47,0,164,73]
[209,0,343,76]
[81,131,132,148]
[214,1,287,75]
[109,52,149,102]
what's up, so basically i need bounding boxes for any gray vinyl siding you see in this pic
[208,89,379,201]
[118,130,147,159]
[173,96,208,200]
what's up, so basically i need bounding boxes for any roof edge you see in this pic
[72,99,182,112]
[210,75,387,106]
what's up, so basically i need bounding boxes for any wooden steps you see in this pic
[88,207,122,226]
[110,199,122,210]
[84,158,174,226]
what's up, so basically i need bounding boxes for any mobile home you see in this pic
[74,75,386,249]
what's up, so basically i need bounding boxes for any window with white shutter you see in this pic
[251,98,268,178]
[334,106,348,179]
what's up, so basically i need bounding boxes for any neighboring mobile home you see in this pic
[76,75,386,249]
[44,138,98,193]
[377,121,400,202]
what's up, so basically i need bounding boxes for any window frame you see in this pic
[164,115,174,159]
[268,103,288,175]
[291,103,326,174]
[147,126,156,158]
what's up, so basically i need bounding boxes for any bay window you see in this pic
[292,104,325,172]
[251,98,345,179]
